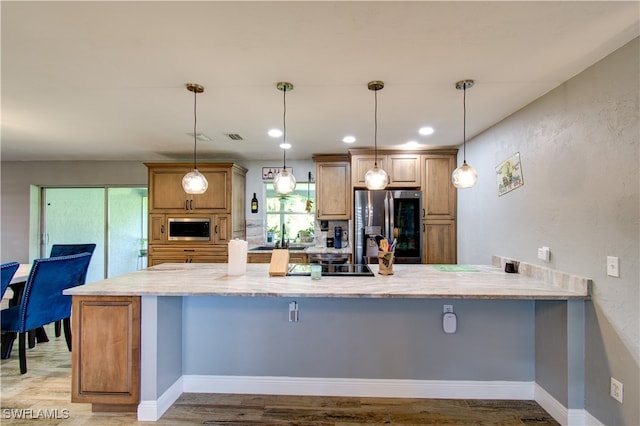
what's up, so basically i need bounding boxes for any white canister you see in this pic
[227,239,248,275]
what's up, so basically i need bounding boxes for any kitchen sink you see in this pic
[250,246,307,251]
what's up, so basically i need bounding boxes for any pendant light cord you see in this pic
[374,87,378,167]
[462,84,467,163]
[193,88,198,170]
[282,85,287,170]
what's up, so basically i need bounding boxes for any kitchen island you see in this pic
[65,258,589,421]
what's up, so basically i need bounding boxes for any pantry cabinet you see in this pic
[314,155,351,220]
[145,163,246,266]
[421,151,457,264]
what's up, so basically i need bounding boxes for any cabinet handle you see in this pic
[422,208,425,218]
[215,225,219,234]
[161,225,165,234]
[185,200,189,210]
[183,249,195,252]
[422,223,425,232]
[190,200,193,210]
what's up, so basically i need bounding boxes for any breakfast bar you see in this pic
[65,258,590,421]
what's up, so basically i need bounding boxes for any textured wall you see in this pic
[457,38,639,424]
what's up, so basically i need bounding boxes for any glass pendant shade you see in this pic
[273,168,296,195]
[182,169,208,194]
[451,161,478,189]
[182,83,208,194]
[273,81,296,195]
[451,79,477,189]
[364,165,388,190]
[364,80,387,191]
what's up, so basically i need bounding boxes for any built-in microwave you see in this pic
[167,217,210,241]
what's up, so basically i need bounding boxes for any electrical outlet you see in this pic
[607,256,620,278]
[443,304,454,313]
[288,301,299,322]
[610,377,623,404]
[537,246,550,261]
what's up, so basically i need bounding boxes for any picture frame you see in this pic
[496,152,524,196]
[262,167,293,181]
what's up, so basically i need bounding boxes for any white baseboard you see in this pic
[534,383,606,426]
[582,410,605,426]
[182,375,534,399]
[137,376,183,421]
[140,375,605,424]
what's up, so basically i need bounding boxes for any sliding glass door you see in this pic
[41,186,148,283]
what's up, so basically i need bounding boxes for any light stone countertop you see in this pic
[65,262,589,300]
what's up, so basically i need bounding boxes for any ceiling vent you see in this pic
[225,133,244,141]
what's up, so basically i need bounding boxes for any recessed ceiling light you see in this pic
[418,126,434,136]
[279,142,291,149]
[342,135,356,144]
[268,129,283,138]
[405,141,420,147]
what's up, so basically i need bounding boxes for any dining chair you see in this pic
[1,262,20,299]
[1,253,92,374]
[49,244,96,337]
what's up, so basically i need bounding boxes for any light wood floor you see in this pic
[1,323,559,425]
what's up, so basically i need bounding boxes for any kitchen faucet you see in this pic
[281,224,288,248]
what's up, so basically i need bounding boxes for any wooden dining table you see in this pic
[1,263,50,359]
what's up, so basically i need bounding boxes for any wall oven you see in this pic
[167,217,210,241]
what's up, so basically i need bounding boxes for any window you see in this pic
[265,182,315,244]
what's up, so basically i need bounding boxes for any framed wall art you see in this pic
[496,152,524,196]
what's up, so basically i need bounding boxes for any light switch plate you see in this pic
[607,256,620,278]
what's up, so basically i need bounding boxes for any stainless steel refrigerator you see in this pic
[354,190,423,264]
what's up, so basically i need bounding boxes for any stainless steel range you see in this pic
[287,263,374,277]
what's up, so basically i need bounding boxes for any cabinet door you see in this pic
[213,214,230,245]
[422,155,457,220]
[387,154,420,187]
[316,161,351,219]
[191,169,229,212]
[423,220,456,264]
[149,214,166,244]
[150,169,189,211]
[149,167,229,213]
[71,296,140,409]
[351,155,386,188]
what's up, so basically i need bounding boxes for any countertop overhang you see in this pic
[65,262,589,300]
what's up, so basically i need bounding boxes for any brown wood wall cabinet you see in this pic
[145,163,247,266]
[350,151,421,188]
[313,155,351,220]
[71,295,140,411]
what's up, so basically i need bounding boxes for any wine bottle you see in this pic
[251,192,258,213]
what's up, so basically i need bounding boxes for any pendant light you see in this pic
[364,80,388,190]
[182,83,208,194]
[451,79,478,189]
[273,81,296,195]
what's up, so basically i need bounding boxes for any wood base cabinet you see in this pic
[71,296,140,411]
[247,252,308,264]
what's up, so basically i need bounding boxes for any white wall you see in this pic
[0,161,148,263]
[456,37,639,425]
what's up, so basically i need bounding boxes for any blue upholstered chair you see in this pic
[49,244,96,337]
[1,253,92,374]
[1,262,20,299]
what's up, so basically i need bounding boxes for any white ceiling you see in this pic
[1,1,638,162]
